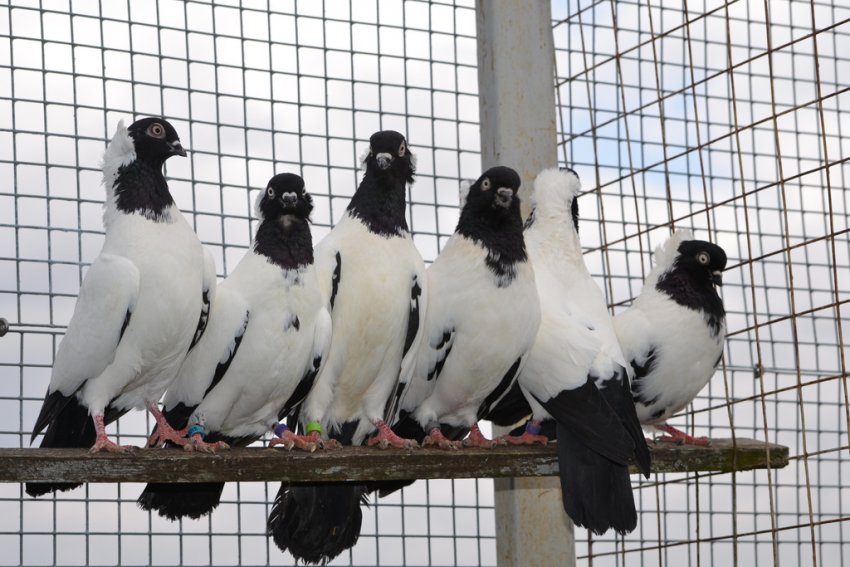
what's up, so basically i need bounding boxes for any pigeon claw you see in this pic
[462,422,498,449]
[497,431,549,445]
[423,429,460,450]
[367,419,418,449]
[183,434,229,453]
[655,424,711,446]
[270,431,318,453]
[89,437,135,453]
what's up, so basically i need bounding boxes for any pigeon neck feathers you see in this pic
[346,169,410,237]
[456,193,527,286]
[102,121,175,222]
[654,234,726,336]
[254,215,314,271]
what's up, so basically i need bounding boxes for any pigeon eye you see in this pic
[696,251,710,265]
[267,186,275,198]
[147,123,165,139]
[481,178,491,191]
[398,142,406,157]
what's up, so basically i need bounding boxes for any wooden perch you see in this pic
[1,438,787,484]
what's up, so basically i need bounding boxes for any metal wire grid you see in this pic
[553,0,849,565]
[0,0,494,565]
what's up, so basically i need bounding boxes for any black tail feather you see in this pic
[26,394,96,497]
[267,482,367,565]
[137,482,225,520]
[556,421,637,535]
[599,368,652,478]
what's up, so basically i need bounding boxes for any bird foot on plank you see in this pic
[89,435,135,453]
[462,423,502,449]
[654,424,711,446]
[270,431,317,453]
[183,434,229,453]
[146,425,189,448]
[422,428,460,450]
[305,431,342,450]
[367,420,418,449]
[497,431,549,445]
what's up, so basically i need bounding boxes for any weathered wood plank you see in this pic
[0,438,788,484]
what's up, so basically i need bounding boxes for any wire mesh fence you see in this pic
[0,0,847,566]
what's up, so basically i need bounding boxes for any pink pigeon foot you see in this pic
[422,427,461,450]
[655,423,711,446]
[497,421,550,445]
[367,419,418,449]
[305,431,343,450]
[462,422,502,448]
[183,432,229,453]
[145,401,188,447]
[269,424,317,452]
[89,414,135,453]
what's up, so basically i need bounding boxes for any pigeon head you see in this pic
[530,167,580,232]
[127,117,187,167]
[364,130,415,184]
[463,166,522,218]
[675,240,728,287]
[258,173,313,222]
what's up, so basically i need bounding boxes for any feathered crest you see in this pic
[100,120,136,192]
[530,167,581,211]
[652,228,694,271]
[458,178,473,208]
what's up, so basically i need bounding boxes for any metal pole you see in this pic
[475,1,576,566]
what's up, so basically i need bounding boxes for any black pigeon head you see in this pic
[126,117,186,168]
[258,173,313,222]
[656,238,728,335]
[675,240,728,287]
[462,166,522,218]
[457,166,527,286]
[363,130,415,184]
[254,173,314,270]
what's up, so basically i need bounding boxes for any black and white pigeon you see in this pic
[267,130,427,565]
[614,229,727,445]
[389,166,540,451]
[490,167,651,535]
[27,118,215,497]
[137,173,331,520]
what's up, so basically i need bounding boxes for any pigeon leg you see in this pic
[462,422,502,448]
[655,423,711,446]
[89,414,135,453]
[183,424,229,453]
[422,427,460,450]
[496,420,550,445]
[269,423,317,452]
[305,431,343,450]
[367,419,418,449]
[144,400,188,447]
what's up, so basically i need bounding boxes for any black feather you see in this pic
[203,312,249,397]
[534,380,641,535]
[268,482,368,565]
[555,420,637,535]
[486,381,532,427]
[188,290,211,353]
[597,368,652,478]
[477,356,523,421]
[330,252,341,311]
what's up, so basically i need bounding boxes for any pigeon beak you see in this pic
[494,187,514,208]
[711,270,723,286]
[376,153,393,170]
[280,192,298,207]
[168,140,187,157]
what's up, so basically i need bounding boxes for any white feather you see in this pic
[400,233,541,429]
[301,212,427,444]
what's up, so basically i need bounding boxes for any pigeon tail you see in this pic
[137,482,225,520]
[268,483,368,565]
[26,394,96,497]
[556,420,638,535]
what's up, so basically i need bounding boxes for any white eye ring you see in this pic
[267,186,274,198]
[481,178,491,191]
[696,251,710,265]
[147,123,165,138]
[398,142,406,157]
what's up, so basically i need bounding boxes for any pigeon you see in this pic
[613,229,727,445]
[389,166,540,452]
[137,173,331,520]
[490,167,651,535]
[27,118,214,497]
[267,130,427,565]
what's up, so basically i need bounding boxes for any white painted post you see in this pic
[475,2,577,566]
